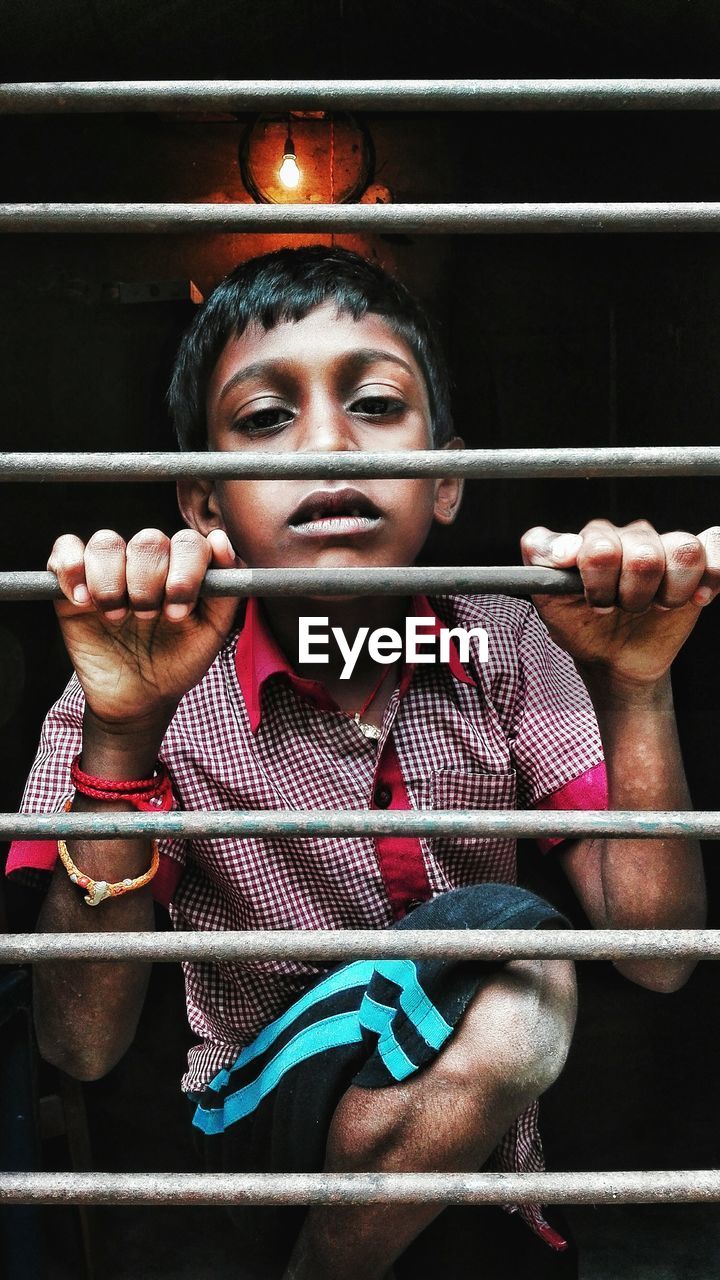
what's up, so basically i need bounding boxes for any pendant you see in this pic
[354,712,381,741]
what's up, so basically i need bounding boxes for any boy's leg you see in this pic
[283,956,577,1280]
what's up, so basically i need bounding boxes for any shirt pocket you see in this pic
[427,768,518,887]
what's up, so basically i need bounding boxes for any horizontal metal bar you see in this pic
[5,203,720,234]
[0,809,717,840]
[2,447,720,481]
[4,80,720,114]
[1,1170,718,1206]
[0,566,585,602]
[1,929,717,965]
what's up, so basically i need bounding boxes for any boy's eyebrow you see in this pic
[342,348,417,379]
[217,349,417,403]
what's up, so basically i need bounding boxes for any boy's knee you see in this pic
[450,957,577,1105]
[499,957,576,1099]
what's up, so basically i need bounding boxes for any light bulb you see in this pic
[279,135,300,189]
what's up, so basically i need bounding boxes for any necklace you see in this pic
[350,663,397,740]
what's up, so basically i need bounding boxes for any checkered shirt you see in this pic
[8,592,606,1232]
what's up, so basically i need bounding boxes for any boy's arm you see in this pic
[33,526,239,1079]
[557,672,705,992]
[33,711,167,1080]
[521,519,719,993]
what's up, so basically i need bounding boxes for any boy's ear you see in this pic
[433,435,464,526]
[176,478,226,537]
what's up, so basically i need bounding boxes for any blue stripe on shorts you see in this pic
[191,957,452,1135]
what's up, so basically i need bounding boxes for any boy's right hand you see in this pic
[48,527,240,731]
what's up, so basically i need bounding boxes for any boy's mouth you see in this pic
[288,487,383,538]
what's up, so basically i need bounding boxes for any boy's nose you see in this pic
[300,399,356,452]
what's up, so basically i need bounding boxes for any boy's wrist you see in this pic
[579,665,674,715]
[81,705,175,780]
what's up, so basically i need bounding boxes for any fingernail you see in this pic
[104,608,127,622]
[551,533,583,562]
[591,606,615,615]
[165,603,190,620]
[72,584,90,605]
[693,586,713,606]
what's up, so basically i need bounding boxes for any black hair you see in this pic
[168,245,453,449]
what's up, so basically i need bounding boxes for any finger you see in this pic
[125,529,172,619]
[692,526,720,606]
[655,531,705,609]
[47,534,91,608]
[616,521,665,613]
[575,521,623,610]
[162,530,213,621]
[520,527,583,568]
[84,530,128,622]
[207,528,240,570]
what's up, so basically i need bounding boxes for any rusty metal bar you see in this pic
[3,80,720,114]
[0,809,718,841]
[4,203,720,234]
[0,929,717,966]
[0,566,585,602]
[0,803,712,844]
[2,446,720,481]
[0,1169,718,1206]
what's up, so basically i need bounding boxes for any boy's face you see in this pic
[179,302,462,571]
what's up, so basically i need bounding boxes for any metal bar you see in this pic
[1,1169,718,1206]
[2,446,720,481]
[1,929,718,966]
[1,809,718,841]
[4,203,720,235]
[4,80,720,114]
[0,566,585,602]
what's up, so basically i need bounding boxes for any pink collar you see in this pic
[235,594,476,734]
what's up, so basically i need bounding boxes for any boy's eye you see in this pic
[351,396,405,416]
[234,407,293,435]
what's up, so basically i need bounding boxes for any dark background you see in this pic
[1,2,719,1276]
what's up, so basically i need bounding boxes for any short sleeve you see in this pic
[508,605,607,851]
[5,673,187,907]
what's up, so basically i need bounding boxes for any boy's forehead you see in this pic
[207,303,424,400]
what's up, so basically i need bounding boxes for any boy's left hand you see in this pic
[521,519,720,687]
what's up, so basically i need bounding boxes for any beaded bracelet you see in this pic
[58,799,160,907]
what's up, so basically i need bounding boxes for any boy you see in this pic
[6,246,713,1280]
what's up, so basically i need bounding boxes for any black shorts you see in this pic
[189,884,576,1277]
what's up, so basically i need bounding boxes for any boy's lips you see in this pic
[288,487,383,539]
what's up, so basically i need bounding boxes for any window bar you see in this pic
[0,566,586,601]
[2,446,720,480]
[3,202,720,234]
[3,79,720,113]
[1,808,719,842]
[0,929,718,966]
[1,1169,719,1206]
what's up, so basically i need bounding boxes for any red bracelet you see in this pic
[70,755,175,811]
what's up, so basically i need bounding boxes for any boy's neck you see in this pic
[260,594,413,717]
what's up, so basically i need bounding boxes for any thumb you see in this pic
[207,527,245,572]
[202,529,244,631]
[521,527,583,568]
